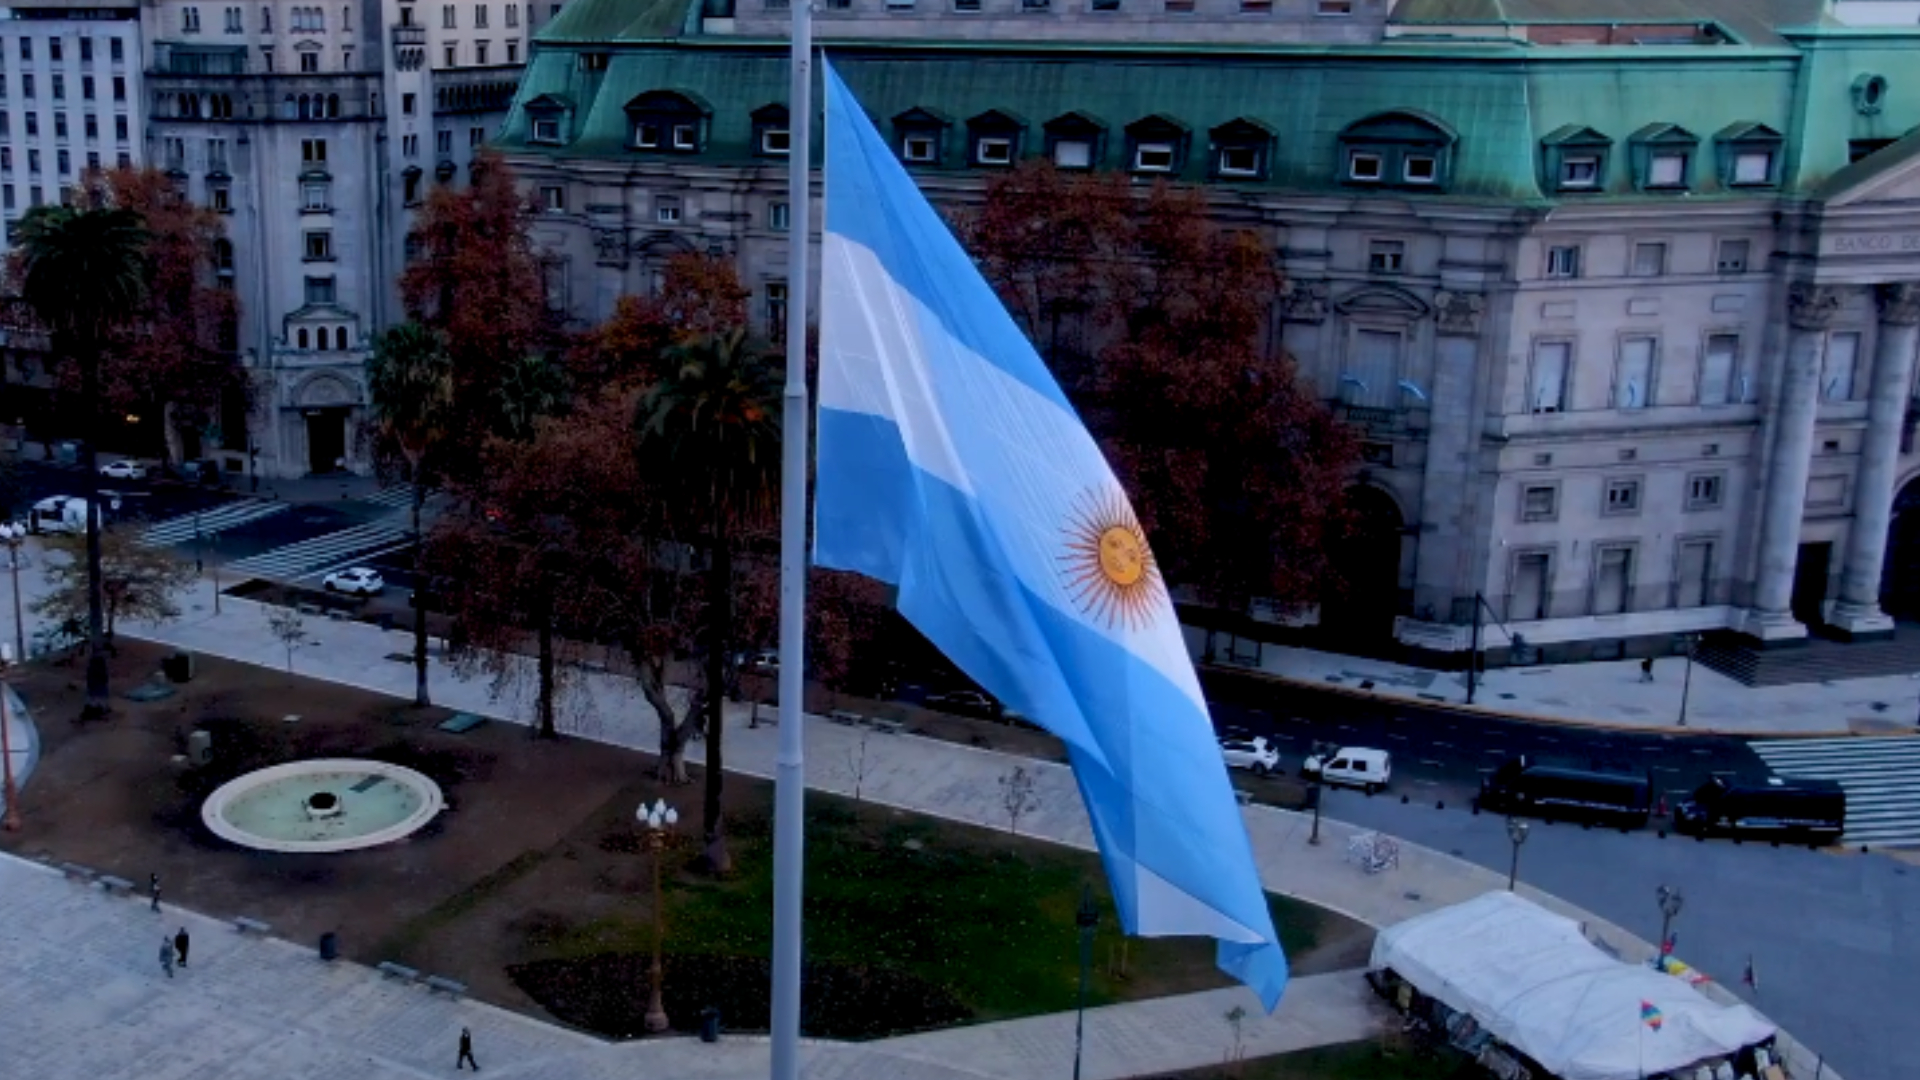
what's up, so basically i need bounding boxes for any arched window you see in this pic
[297,327,309,349]
[335,326,348,350]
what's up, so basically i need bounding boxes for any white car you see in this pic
[1220,736,1280,776]
[98,460,147,481]
[322,567,385,596]
[1302,746,1393,794]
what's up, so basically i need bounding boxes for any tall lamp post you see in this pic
[0,522,27,664]
[638,798,679,1034]
[1307,740,1335,846]
[1071,884,1099,1080]
[1655,884,1684,967]
[1465,593,1526,706]
[1,641,19,831]
[1505,817,1530,890]
[1677,634,1698,728]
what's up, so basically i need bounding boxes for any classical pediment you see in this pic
[1819,128,1920,208]
[1334,283,1429,319]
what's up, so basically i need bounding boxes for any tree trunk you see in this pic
[410,485,430,707]
[161,401,184,467]
[636,651,702,784]
[78,342,109,715]
[535,584,556,738]
[701,514,731,874]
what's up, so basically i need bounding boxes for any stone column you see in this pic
[1832,283,1920,640]
[1412,290,1484,624]
[1743,282,1842,643]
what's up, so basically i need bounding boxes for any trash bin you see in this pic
[187,730,213,766]
[318,932,339,961]
[162,652,195,684]
[699,1007,721,1043]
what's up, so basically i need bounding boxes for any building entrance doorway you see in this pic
[1791,541,1832,629]
[305,408,347,474]
[1321,485,1405,650]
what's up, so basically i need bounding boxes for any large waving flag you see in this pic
[812,59,1288,1009]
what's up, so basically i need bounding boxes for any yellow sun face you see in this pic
[1061,489,1163,632]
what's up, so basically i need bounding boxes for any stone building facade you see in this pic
[499,0,1920,660]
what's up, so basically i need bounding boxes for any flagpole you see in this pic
[769,0,813,1076]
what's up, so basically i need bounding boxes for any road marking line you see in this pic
[296,540,420,584]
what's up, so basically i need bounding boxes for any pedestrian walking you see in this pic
[1640,657,1655,683]
[456,1027,479,1071]
[174,927,189,967]
[149,873,161,913]
[159,937,174,979]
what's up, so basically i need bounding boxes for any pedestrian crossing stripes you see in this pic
[358,485,418,510]
[139,500,289,547]
[1751,737,1920,847]
[225,523,410,581]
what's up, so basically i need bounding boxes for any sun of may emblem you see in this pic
[1061,489,1164,631]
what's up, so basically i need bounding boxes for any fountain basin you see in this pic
[202,759,444,853]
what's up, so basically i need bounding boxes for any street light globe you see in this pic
[1508,818,1530,845]
[663,807,678,826]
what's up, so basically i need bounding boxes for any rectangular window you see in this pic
[304,276,336,304]
[1732,151,1773,185]
[1593,545,1633,616]
[1132,142,1175,172]
[25,114,37,138]
[1630,241,1666,277]
[975,137,1013,166]
[540,185,563,211]
[769,200,790,231]
[403,93,417,115]
[507,41,518,63]
[115,115,128,141]
[1347,151,1381,181]
[1823,331,1861,402]
[902,135,936,163]
[1675,539,1714,608]
[1700,334,1737,405]
[302,138,327,163]
[1648,153,1687,188]
[1345,329,1402,410]
[304,230,332,260]
[1615,337,1654,409]
[50,38,62,61]
[302,180,329,210]
[443,44,457,68]
[1559,155,1599,189]
[1165,0,1194,10]
[113,76,126,101]
[956,0,983,8]
[1052,139,1091,169]
[506,3,518,24]
[889,0,917,9]
[1367,239,1405,274]
[1218,145,1259,177]
[766,281,789,340]
[1090,0,1118,10]
[1715,238,1749,274]
[1241,0,1271,11]
[261,48,274,72]
[1403,155,1437,183]
[470,126,484,147]
[435,130,452,154]
[761,127,790,154]
[54,113,67,140]
[634,123,660,149]
[532,118,560,143]
[404,171,421,203]
[17,40,28,61]
[1686,473,1724,511]
[475,3,489,26]
[1546,245,1581,279]
[299,51,319,73]
[402,134,418,157]
[208,182,229,211]
[1604,479,1642,516]
[2,187,11,211]
[183,7,201,31]
[1510,551,1550,621]
[207,138,227,171]
[443,4,457,26]
[82,77,95,102]
[80,38,92,62]
[56,149,69,174]
[51,75,64,101]
[579,52,609,71]
[656,195,681,224]
[475,41,488,65]
[22,75,34,100]
[1520,484,1558,523]
[672,124,697,150]
[1531,340,1570,413]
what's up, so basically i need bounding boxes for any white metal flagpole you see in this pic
[769,0,813,1075]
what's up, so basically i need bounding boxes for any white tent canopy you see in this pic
[1370,891,1775,1080]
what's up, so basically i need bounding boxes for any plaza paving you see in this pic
[0,556,1846,1079]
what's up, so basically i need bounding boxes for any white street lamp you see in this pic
[637,798,679,1034]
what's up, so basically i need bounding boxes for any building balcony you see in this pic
[392,25,427,47]
[432,65,521,114]
[147,71,383,123]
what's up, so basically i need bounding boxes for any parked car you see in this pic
[1219,735,1280,776]
[98,459,147,481]
[321,567,386,596]
[741,648,779,672]
[1303,746,1393,794]
[174,458,226,487]
[1478,756,1651,829]
[926,689,1001,718]
[1674,776,1845,846]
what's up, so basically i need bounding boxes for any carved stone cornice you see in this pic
[1787,282,1844,332]
[1277,279,1329,325]
[1876,282,1920,327]
[1432,290,1485,337]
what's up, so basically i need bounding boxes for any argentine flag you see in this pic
[812,60,1288,1010]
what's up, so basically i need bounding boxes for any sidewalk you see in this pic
[1189,630,1920,738]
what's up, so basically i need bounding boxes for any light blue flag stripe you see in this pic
[812,59,1288,1010]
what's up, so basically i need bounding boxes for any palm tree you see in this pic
[634,328,781,873]
[14,204,151,715]
[495,352,568,441]
[367,322,455,707]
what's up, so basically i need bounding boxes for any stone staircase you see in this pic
[1695,624,1920,687]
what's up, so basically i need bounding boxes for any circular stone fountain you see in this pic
[201,759,444,853]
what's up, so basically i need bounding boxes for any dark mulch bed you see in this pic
[509,952,970,1040]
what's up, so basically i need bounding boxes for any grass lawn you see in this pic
[1153,1039,1483,1080]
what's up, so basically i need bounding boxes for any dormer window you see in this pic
[1714,122,1783,189]
[625,89,710,154]
[1043,111,1106,171]
[893,107,951,167]
[1338,110,1455,192]
[1124,114,1189,176]
[752,104,790,156]
[533,119,560,143]
[1209,117,1273,181]
[1539,125,1611,194]
[523,93,574,147]
[966,110,1025,169]
[1628,123,1698,192]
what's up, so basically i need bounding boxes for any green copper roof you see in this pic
[1388,0,1834,46]
[539,0,690,43]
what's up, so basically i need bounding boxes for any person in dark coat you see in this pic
[149,873,161,912]
[1640,656,1655,683]
[456,1028,478,1071]
[174,927,189,966]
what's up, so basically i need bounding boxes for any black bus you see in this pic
[1674,776,1845,845]
[1479,756,1651,829]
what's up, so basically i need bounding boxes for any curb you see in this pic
[1201,663,1882,741]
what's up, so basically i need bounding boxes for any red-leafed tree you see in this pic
[566,252,752,394]
[961,163,1358,618]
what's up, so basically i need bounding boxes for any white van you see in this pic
[1302,746,1393,794]
[28,495,102,535]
